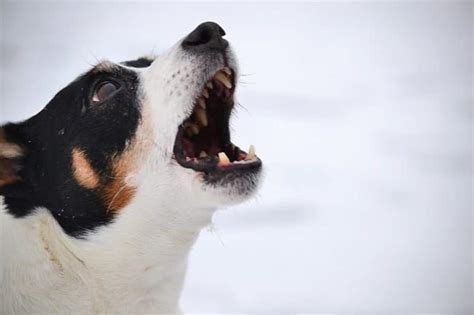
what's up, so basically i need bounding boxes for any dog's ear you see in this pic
[0,126,25,192]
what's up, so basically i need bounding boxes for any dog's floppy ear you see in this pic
[0,126,25,191]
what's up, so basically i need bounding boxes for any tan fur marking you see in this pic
[102,107,153,213]
[72,149,100,189]
[0,169,20,186]
[0,144,22,158]
[103,151,137,212]
[0,129,23,158]
[0,128,23,187]
[104,178,136,212]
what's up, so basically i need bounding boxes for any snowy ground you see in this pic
[1,2,472,314]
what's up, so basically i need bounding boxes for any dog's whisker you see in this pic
[207,223,226,247]
[106,180,131,213]
[236,102,250,114]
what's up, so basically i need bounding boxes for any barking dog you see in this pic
[0,22,262,314]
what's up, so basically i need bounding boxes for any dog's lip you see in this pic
[172,66,262,176]
[173,127,262,174]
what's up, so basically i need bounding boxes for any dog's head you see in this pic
[0,22,262,237]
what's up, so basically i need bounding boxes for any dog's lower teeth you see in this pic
[218,152,230,166]
[202,89,209,98]
[199,151,207,158]
[214,72,232,89]
[246,145,256,160]
[183,122,200,136]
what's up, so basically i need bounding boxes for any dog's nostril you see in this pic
[182,22,228,51]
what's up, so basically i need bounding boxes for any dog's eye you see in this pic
[92,81,120,104]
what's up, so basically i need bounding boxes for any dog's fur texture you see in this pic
[0,22,262,314]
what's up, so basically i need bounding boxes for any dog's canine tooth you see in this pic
[199,151,208,158]
[195,107,208,127]
[245,145,256,160]
[197,98,206,109]
[214,72,232,89]
[218,152,230,166]
[202,89,209,99]
[222,67,232,75]
[206,82,213,89]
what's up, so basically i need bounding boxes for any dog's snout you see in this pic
[182,22,228,51]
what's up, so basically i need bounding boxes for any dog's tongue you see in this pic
[181,137,221,158]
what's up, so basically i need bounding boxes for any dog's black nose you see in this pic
[182,22,228,51]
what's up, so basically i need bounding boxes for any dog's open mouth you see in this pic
[173,67,261,175]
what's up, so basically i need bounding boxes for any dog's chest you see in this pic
[0,205,193,314]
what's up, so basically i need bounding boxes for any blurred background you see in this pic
[1,2,472,314]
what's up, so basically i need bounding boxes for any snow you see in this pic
[1,2,472,313]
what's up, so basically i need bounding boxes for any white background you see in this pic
[1,2,472,314]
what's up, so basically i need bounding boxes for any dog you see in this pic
[0,22,262,314]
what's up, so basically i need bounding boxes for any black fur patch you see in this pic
[122,57,154,68]
[0,62,142,237]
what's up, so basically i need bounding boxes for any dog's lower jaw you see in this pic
[0,196,216,314]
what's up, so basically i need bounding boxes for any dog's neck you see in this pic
[1,186,216,314]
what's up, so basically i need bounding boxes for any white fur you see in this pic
[0,38,260,314]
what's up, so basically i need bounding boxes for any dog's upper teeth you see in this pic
[183,121,200,137]
[195,107,208,127]
[214,72,232,89]
[222,67,232,75]
[206,82,214,89]
[218,152,230,166]
[191,124,200,135]
[246,145,256,160]
[202,89,209,99]
[197,97,206,109]
[188,123,200,135]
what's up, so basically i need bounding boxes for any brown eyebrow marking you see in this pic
[71,148,100,189]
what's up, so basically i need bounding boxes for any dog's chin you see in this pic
[175,169,261,208]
